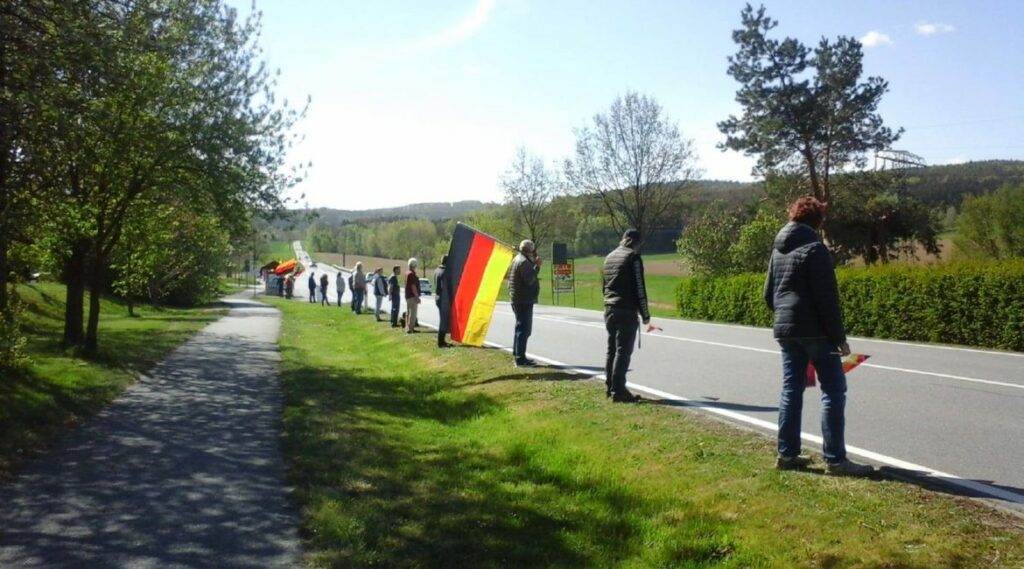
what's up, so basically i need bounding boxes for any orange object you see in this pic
[274,259,297,275]
[806,353,870,387]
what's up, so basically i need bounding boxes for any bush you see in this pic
[676,261,1024,351]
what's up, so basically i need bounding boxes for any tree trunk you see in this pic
[84,261,103,354]
[63,244,88,346]
[0,236,9,322]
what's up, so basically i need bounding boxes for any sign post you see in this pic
[550,242,575,307]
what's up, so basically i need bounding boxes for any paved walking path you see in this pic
[0,297,299,568]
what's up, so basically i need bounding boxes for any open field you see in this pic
[269,296,1024,567]
[266,240,297,262]
[0,283,226,478]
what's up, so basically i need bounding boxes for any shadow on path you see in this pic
[0,298,299,568]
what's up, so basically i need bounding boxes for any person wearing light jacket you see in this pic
[764,196,872,477]
[335,271,346,307]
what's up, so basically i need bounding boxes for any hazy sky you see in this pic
[229,1,1024,210]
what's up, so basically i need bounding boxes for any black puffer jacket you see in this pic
[763,222,846,345]
[603,245,651,323]
[508,253,540,304]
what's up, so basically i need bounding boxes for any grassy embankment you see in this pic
[271,296,1024,567]
[312,248,687,317]
[0,283,226,478]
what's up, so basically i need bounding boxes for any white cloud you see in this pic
[420,0,497,49]
[860,30,892,48]
[916,22,955,36]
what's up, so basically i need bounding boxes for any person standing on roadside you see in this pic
[434,255,452,348]
[319,273,329,306]
[405,258,421,333]
[372,267,387,321]
[307,272,317,303]
[353,262,367,315]
[509,240,541,367]
[765,197,872,477]
[388,265,402,327]
[602,229,657,403]
[336,271,346,307]
[348,273,356,311]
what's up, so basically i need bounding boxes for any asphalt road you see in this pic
[0,297,299,567]
[300,242,1024,512]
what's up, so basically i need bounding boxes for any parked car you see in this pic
[419,278,432,296]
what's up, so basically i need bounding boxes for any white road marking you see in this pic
[498,311,1024,391]
[476,337,1024,506]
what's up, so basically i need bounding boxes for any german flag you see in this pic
[447,223,516,346]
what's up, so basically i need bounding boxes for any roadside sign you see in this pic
[553,262,574,293]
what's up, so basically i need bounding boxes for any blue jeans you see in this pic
[778,338,847,463]
[511,303,534,362]
[353,289,365,314]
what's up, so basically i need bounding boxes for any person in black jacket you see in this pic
[307,272,317,303]
[509,240,541,367]
[387,265,402,327]
[764,197,872,477]
[603,229,657,403]
[434,256,452,347]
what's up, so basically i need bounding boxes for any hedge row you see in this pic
[676,261,1024,351]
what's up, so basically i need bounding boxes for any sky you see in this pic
[229,0,1024,210]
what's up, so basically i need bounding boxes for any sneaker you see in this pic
[775,455,812,470]
[825,459,874,477]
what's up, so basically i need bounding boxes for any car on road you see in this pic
[419,278,431,296]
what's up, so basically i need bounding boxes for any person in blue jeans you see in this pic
[764,196,872,477]
[508,240,540,367]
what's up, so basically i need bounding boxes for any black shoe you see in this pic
[612,391,642,403]
[514,359,535,368]
[438,342,451,348]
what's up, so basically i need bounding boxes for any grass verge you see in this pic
[0,283,226,478]
[270,297,1024,567]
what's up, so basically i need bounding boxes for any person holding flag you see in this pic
[764,196,872,477]
[602,229,659,403]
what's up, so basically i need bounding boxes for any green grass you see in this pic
[0,283,226,478]
[266,240,296,262]
[270,297,1024,568]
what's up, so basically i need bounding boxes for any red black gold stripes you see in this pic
[447,223,515,346]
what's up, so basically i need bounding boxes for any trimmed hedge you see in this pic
[676,261,1024,351]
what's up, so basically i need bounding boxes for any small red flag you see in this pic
[806,354,870,387]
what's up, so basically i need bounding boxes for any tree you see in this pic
[718,4,901,209]
[955,186,1024,259]
[500,147,558,248]
[676,201,751,275]
[565,92,699,238]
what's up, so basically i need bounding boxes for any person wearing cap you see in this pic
[764,196,872,477]
[602,229,657,403]
[508,239,541,367]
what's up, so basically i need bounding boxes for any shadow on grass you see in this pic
[281,343,739,568]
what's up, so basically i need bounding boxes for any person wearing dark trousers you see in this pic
[509,240,540,367]
[388,265,401,327]
[335,271,346,307]
[276,276,284,297]
[602,229,657,403]
[348,273,356,311]
[319,273,329,306]
[765,197,872,477]
[307,272,317,303]
[434,256,452,347]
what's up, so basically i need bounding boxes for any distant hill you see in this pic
[903,160,1024,206]
[308,200,495,224]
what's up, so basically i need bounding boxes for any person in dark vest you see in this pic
[372,267,387,321]
[602,229,658,403]
[434,255,452,347]
[307,272,317,303]
[388,265,402,327]
[764,196,872,477]
[508,240,541,367]
[319,273,329,306]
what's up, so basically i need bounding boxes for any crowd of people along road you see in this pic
[298,196,872,477]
